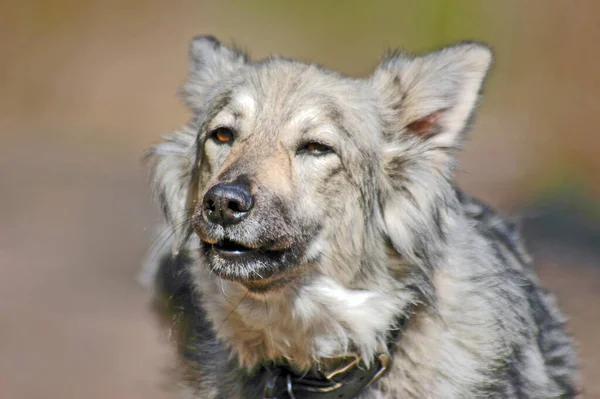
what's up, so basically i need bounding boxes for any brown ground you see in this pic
[0,142,177,399]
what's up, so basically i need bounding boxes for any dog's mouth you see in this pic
[201,237,302,288]
[212,238,258,256]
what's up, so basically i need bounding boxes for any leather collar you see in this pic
[260,310,412,399]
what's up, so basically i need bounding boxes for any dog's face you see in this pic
[150,37,492,292]
[191,63,380,289]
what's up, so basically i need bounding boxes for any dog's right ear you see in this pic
[182,36,248,111]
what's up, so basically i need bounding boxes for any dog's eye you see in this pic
[210,127,234,144]
[300,142,333,156]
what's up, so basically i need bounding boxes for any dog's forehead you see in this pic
[228,62,361,129]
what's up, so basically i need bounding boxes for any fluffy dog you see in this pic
[143,36,579,398]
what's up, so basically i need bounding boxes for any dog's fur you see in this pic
[143,36,579,398]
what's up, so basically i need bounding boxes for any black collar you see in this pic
[260,310,412,399]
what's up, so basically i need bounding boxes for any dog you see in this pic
[143,36,579,398]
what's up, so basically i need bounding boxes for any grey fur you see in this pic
[144,36,579,398]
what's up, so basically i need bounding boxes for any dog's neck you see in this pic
[193,266,419,371]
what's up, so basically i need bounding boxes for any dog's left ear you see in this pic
[370,42,492,148]
[371,43,492,262]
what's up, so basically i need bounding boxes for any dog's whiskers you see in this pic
[219,277,237,304]
[263,293,276,355]
[215,290,249,337]
[252,270,263,279]
[146,213,193,261]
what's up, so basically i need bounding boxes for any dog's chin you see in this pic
[200,239,302,292]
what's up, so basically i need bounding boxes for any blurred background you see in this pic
[1,1,599,397]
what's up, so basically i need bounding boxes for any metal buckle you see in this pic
[263,368,281,398]
[263,353,389,398]
[367,353,390,386]
[289,355,359,394]
[295,380,343,393]
[322,353,361,381]
[286,374,296,399]
[263,365,344,397]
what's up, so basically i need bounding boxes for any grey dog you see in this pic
[143,36,579,398]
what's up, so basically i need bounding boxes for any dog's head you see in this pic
[148,36,492,292]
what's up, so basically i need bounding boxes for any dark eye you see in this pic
[300,142,333,156]
[210,127,234,144]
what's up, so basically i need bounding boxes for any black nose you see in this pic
[202,183,254,226]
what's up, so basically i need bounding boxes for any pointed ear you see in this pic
[374,43,492,265]
[182,36,248,110]
[371,42,492,147]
